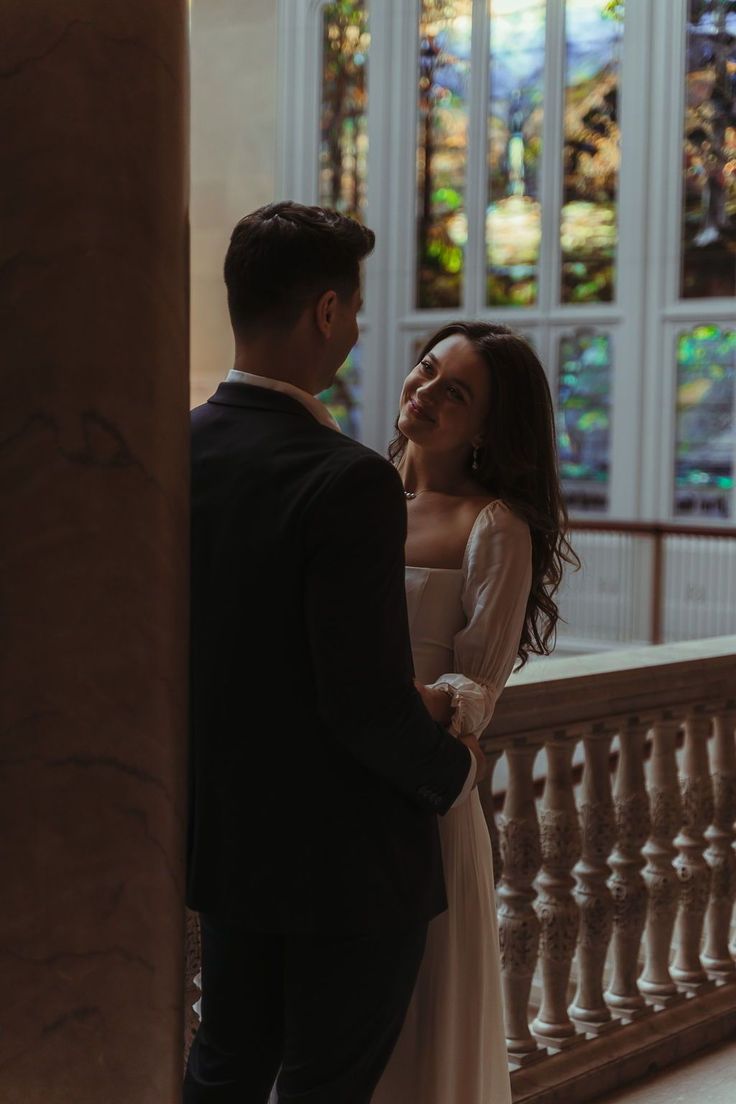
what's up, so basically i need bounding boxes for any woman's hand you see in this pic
[414,680,455,728]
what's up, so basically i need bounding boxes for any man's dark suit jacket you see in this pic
[187,382,472,933]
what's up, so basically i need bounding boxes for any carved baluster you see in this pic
[671,713,715,989]
[605,720,651,1019]
[532,736,582,1049]
[478,748,503,886]
[703,710,736,979]
[569,728,618,1034]
[184,909,202,1062]
[640,718,685,1006]
[498,744,546,1066]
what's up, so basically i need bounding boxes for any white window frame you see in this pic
[277,0,736,523]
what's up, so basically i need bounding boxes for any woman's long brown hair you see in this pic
[389,321,579,668]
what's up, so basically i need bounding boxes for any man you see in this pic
[184,202,486,1103]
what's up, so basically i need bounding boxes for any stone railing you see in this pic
[481,636,736,1104]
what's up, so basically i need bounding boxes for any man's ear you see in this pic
[315,289,338,338]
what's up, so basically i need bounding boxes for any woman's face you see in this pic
[398,335,491,456]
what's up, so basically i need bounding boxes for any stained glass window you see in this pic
[486,0,546,307]
[319,343,363,438]
[557,330,612,512]
[674,325,735,518]
[560,0,623,304]
[320,1,370,222]
[681,1,736,299]
[416,0,472,308]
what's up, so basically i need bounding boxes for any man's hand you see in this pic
[415,680,488,786]
[459,733,488,785]
[414,680,454,727]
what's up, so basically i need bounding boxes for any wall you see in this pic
[190,0,279,407]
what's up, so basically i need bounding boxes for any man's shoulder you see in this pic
[303,444,406,549]
[190,400,211,426]
[320,437,402,495]
[323,432,388,466]
[189,394,401,496]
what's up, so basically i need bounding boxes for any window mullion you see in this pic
[640,0,687,520]
[607,0,655,519]
[538,0,565,317]
[385,0,423,437]
[361,0,396,451]
[277,0,324,203]
[463,0,490,317]
[664,0,689,313]
[538,0,566,508]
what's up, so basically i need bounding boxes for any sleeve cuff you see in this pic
[428,673,497,737]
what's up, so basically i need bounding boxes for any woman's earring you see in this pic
[472,446,480,471]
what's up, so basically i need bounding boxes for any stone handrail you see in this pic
[481,637,736,1103]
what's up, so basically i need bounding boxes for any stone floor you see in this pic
[594,1038,736,1104]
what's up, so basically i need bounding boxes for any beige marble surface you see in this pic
[190,0,278,408]
[1,3,189,1101]
[487,636,736,744]
[595,1039,736,1104]
[507,635,736,687]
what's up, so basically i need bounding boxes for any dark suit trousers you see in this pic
[183,914,428,1104]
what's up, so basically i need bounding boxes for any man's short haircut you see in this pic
[224,202,376,336]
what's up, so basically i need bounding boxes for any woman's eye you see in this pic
[421,359,434,375]
[448,385,463,401]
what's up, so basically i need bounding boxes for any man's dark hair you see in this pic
[224,202,375,336]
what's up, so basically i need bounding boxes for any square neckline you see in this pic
[404,500,500,575]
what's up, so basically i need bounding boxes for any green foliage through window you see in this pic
[321,1,370,222]
[680,0,736,299]
[319,344,363,439]
[416,0,472,308]
[674,325,735,518]
[486,0,547,307]
[557,330,612,513]
[560,0,623,304]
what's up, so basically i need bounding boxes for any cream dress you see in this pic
[372,500,532,1104]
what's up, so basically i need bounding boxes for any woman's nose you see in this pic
[417,378,439,399]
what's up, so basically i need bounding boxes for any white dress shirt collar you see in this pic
[225,369,340,432]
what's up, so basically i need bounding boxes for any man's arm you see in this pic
[303,451,474,814]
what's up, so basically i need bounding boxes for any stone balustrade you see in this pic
[185,638,736,1100]
[483,636,736,1104]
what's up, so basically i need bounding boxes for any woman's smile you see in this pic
[406,395,436,423]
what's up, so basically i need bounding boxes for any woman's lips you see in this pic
[408,397,435,423]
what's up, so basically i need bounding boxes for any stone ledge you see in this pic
[511,982,736,1104]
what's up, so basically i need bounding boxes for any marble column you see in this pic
[1,4,189,1103]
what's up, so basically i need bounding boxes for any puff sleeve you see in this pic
[429,502,532,737]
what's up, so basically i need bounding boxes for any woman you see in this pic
[372,322,577,1104]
